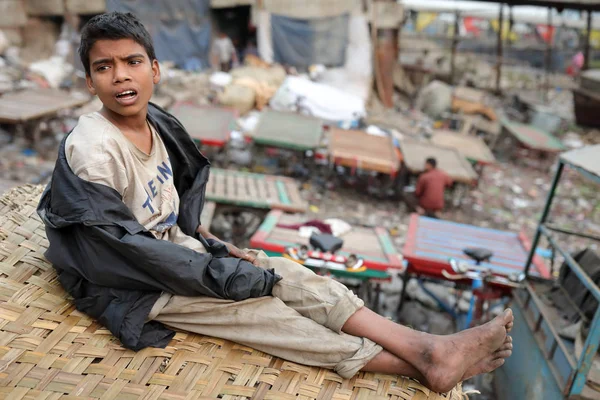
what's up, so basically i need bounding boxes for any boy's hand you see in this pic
[226,243,259,266]
[197,225,259,266]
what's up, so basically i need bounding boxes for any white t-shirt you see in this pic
[65,112,205,253]
[213,36,235,63]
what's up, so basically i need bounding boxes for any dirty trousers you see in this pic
[149,250,383,378]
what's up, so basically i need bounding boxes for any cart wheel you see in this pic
[210,206,267,248]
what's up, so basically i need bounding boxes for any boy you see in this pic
[38,12,513,394]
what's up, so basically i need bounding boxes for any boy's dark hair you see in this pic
[79,12,156,76]
[426,157,437,168]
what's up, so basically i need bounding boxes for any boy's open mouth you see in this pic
[116,90,137,99]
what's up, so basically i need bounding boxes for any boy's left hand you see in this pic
[226,243,259,266]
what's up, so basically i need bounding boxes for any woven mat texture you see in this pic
[0,185,465,400]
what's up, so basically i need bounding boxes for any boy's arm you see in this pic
[196,225,258,265]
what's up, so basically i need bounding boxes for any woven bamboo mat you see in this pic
[0,185,465,400]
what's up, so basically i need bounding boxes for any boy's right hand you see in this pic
[226,243,259,266]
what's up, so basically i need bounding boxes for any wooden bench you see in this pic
[0,185,464,400]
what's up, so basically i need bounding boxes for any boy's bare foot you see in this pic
[462,336,513,380]
[419,309,513,393]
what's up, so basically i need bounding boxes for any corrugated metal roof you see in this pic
[560,145,600,179]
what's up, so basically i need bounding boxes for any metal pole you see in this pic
[507,5,513,47]
[495,3,504,93]
[450,11,460,85]
[584,10,592,71]
[570,305,600,395]
[544,7,553,103]
[524,161,563,276]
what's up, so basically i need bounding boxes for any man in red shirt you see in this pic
[404,157,453,218]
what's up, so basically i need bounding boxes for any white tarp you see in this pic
[270,76,366,123]
[317,13,372,102]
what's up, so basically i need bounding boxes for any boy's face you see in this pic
[86,38,160,119]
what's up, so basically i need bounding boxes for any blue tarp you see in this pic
[271,14,348,72]
[106,0,212,70]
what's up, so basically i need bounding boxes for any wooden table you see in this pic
[329,128,399,175]
[430,130,496,166]
[252,110,323,151]
[170,103,237,147]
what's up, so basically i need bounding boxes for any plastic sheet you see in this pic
[271,14,348,71]
[106,0,211,70]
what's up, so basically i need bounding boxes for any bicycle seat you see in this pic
[463,247,494,265]
[310,234,343,253]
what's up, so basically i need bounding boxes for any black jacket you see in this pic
[37,103,280,351]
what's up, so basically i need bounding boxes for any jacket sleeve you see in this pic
[45,223,280,301]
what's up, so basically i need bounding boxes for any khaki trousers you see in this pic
[149,250,383,378]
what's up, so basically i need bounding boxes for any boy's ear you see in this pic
[152,59,161,85]
[85,74,97,96]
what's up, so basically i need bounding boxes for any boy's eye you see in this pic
[96,66,109,72]
[130,60,142,65]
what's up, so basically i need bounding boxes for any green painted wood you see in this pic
[206,169,306,212]
[262,251,390,281]
[252,110,324,151]
[501,119,565,152]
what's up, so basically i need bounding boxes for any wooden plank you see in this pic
[430,130,496,165]
[0,90,89,123]
[399,140,478,184]
[206,169,306,212]
[170,103,236,146]
[329,128,399,175]
[501,120,565,153]
[252,110,323,151]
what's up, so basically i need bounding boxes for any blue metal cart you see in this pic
[497,145,600,400]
